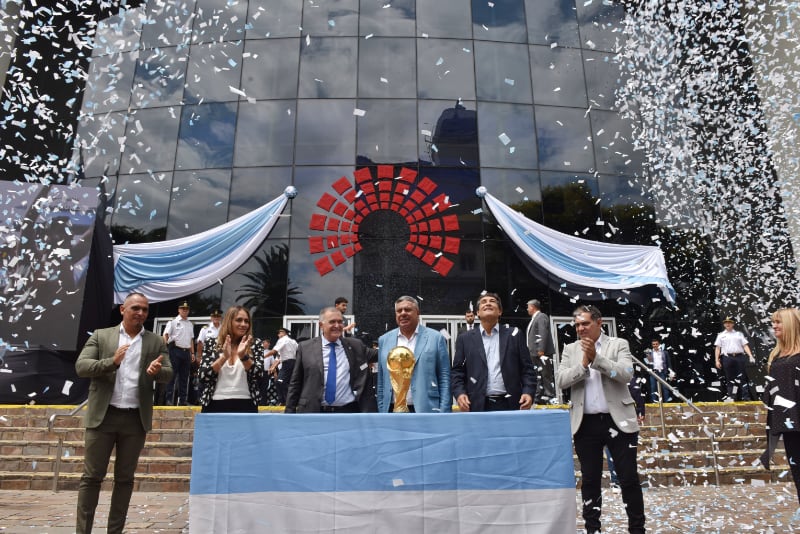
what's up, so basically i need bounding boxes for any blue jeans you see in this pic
[649,369,671,402]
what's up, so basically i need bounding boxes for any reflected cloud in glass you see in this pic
[131,46,188,109]
[474,41,533,104]
[417,0,472,39]
[359,0,415,37]
[525,0,580,47]
[234,100,297,167]
[302,0,359,36]
[358,38,416,98]
[417,39,476,100]
[477,102,537,168]
[242,39,300,99]
[121,107,181,174]
[176,102,237,170]
[299,37,358,98]
[472,0,527,43]
[167,169,231,239]
[535,105,594,172]
[530,45,587,107]
[295,100,356,165]
[356,99,417,164]
[184,41,243,104]
[246,0,302,38]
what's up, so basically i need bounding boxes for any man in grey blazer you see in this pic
[285,307,374,413]
[556,304,644,534]
[526,299,556,404]
[377,296,451,413]
[75,292,172,534]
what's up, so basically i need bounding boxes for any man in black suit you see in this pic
[451,292,537,412]
[527,299,556,404]
[285,307,374,413]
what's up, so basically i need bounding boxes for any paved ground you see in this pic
[1,482,800,533]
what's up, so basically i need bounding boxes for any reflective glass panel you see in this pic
[589,109,644,176]
[141,0,196,48]
[176,102,237,170]
[74,111,126,178]
[525,0,579,47]
[93,6,143,55]
[167,168,231,239]
[539,171,602,239]
[246,0,303,38]
[82,50,138,114]
[131,46,188,109]
[358,38,416,98]
[356,99,417,164]
[234,100,297,167]
[479,168,542,221]
[477,102,537,168]
[359,0,416,37]
[583,50,622,110]
[417,0,472,39]
[418,99,478,167]
[242,38,300,100]
[597,174,656,244]
[230,167,294,238]
[111,172,172,244]
[576,0,626,53]
[301,0,359,36]
[294,100,356,165]
[120,107,181,174]
[530,45,587,107]
[289,165,356,238]
[191,0,248,43]
[298,37,358,98]
[472,0,527,43]
[535,105,594,172]
[474,41,533,104]
[184,41,244,104]
[416,39,476,100]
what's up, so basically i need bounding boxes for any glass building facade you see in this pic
[2,0,797,400]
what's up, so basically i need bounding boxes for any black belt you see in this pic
[320,401,358,413]
[723,353,745,357]
[109,405,139,412]
[486,395,507,401]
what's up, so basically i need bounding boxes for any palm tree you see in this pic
[236,244,304,317]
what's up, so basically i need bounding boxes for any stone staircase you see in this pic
[0,402,786,492]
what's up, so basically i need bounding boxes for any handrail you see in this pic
[47,400,88,492]
[629,354,723,486]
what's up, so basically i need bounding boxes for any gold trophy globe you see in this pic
[387,346,416,413]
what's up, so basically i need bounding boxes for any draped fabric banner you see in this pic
[190,411,576,534]
[481,190,676,303]
[112,189,292,304]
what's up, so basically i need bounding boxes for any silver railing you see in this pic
[47,400,88,492]
[630,354,723,485]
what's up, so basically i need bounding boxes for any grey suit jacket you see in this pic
[285,336,372,413]
[527,311,555,358]
[75,325,172,432]
[556,335,639,435]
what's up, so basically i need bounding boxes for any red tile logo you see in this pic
[309,165,461,277]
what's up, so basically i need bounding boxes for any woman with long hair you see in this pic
[763,307,800,502]
[198,306,264,413]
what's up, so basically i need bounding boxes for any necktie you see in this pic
[325,342,337,404]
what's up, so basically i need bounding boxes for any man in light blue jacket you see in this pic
[377,296,451,413]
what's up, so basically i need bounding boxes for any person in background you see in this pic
[526,298,556,404]
[74,292,172,534]
[761,308,800,504]
[198,306,264,413]
[556,304,645,534]
[459,309,476,334]
[377,296,451,413]
[265,327,298,405]
[191,309,222,405]
[335,297,357,337]
[714,316,756,401]
[645,339,673,402]
[162,301,194,406]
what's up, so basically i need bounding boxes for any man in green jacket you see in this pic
[75,292,173,534]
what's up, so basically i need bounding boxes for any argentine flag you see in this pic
[190,411,576,533]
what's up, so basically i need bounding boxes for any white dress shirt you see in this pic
[583,334,610,415]
[110,324,143,409]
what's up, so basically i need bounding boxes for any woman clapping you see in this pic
[199,306,264,413]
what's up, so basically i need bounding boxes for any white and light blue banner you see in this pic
[482,190,676,303]
[190,411,576,533]
[112,188,294,304]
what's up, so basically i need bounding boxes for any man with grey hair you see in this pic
[527,299,556,404]
[377,296,452,413]
[285,307,374,413]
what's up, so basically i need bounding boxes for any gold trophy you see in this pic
[387,346,416,413]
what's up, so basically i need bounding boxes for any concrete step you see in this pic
[0,440,193,457]
[0,470,190,492]
[0,455,192,475]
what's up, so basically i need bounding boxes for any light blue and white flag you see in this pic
[190,411,576,534]
[482,191,676,303]
[112,188,294,304]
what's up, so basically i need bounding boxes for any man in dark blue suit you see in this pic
[451,292,537,412]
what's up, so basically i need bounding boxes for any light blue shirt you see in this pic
[480,323,505,396]
[322,339,356,407]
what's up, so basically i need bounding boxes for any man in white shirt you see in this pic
[162,301,194,406]
[265,327,298,405]
[556,304,645,534]
[645,339,673,402]
[714,317,755,401]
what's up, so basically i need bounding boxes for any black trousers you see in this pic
[784,431,800,505]
[721,354,753,400]
[574,413,645,534]
[275,359,295,405]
